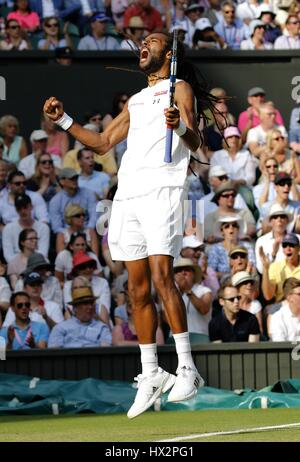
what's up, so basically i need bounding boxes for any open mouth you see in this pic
[140,48,149,62]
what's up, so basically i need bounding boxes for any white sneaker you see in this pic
[167,366,204,403]
[127,367,176,419]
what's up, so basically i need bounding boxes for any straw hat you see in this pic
[173,257,202,283]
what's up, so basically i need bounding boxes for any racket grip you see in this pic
[164,126,173,163]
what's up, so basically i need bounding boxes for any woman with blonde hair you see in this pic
[55,203,99,255]
[265,128,300,182]
[0,114,27,164]
[26,152,59,203]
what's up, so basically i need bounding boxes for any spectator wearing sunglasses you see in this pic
[0,291,49,350]
[274,14,300,49]
[214,0,249,50]
[38,16,73,50]
[0,18,31,50]
[209,283,260,342]
[265,129,300,182]
[240,19,273,50]
[253,156,279,213]
[26,152,60,204]
[7,0,40,33]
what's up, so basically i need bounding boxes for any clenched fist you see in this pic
[43,96,64,122]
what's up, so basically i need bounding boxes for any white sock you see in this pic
[173,332,195,370]
[139,343,158,376]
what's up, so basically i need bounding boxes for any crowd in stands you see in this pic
[1,77,300,349]
[1,0,300,53]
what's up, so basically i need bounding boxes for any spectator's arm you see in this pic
[260,247,276,300]
[248,141,268,158]
[56,232,66,254]
[88,228,99,256]
[248,334,260,342]
[99,324,112,346]
[187,291,212,316]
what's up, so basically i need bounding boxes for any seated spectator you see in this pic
[19,130,61,180]
[209,283,260,342]
[0,159,8,194]
[0,291,49,350]
[55,231,101,283]
[15,252,63,308]
[111,0,128,30]
[77,148,110,200]
[265,128,300,181]
[123,0,163,33]
[38,16,73,50]
[204,180,256,242]
[2,194,49,263]
[253,156,279,213]
[228,244,258,279]
[49,167,97,233]
[289,105,300,154]
[183,3,205,48]
[203,0,224,27]
[7,227,39,289]
[260,233,300,303]
[83,109,103,132]
[0,258,12,327]
[269,277,300,341]
[214,0,249,49]
[0,115,27,165]
[211,126,257,187]
[48,286,112,348]
[41,113,69,159]
[29,0,80,21]
[3,272,64,330]
[174,257,212,335]
[255,204,296,274]
[236,0,260,25]
[165,0,186,31]
[193,17,225,49]
[78,12,120,50]
[274,14,300,49]
[257,4,282,44]
[7,0,40,33]
[247,102,288,158]
[63,251,111,318]
[26,152,60,204]
[240,19,273,49]
[207,214,255,279]
[0,170,48,225]
[0,18,31,50]
[120,16,147,50]
[231,270,263,334]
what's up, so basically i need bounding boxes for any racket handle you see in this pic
[164,126,173,163]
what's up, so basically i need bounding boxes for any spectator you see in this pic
[120,16,147,50]
[41,114,69,159]
[203,0,224,27]
[111,0,128,30]
[0,159,8,194]
[211,126,257,186]
[231,270,263,334]
[0,170,48,225]
[183,3,204,48]
[7,227,39,289]
[0,291,49,350]
[7,0,40,33]
[274,14,300,49]
[124,0,163,33]
[0,115,27,165]
[78,12,120,50]
[265,128,300,181]
[238,87,284,144]
[253,156,279,213]
[207,214,255,279]
[240,19,273,49]
[26,153,60,204]
[174,257,212,335]
[0,258,12,327]
[289,105,300,153]
[236,0,260,25]
[3,272,64,329]
[0,18,31,50]
[2,194,49,262]
[165,0,187,31]
[19,130,61,180]
[77,148,110,200]
[257,4,282,44]
[193,17,225,49]
[203,100,232,155]
[269,277,300,341]
[15,252,63,308]
[228,245,258,279]
[209,283,260,342]
[29,0,79,20]
[38,16,73,50]
[49,167,97,233]
[48,286,112,348]
[260,232,300,303]
[55,232,101,283]
[214,0,249,49]
[83,109,103,132]
[246,102,288,158]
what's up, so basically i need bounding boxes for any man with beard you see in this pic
[43,32,211,419]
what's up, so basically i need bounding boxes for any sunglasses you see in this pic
[221,192,236,199]
[25,236,39,241]
[218,175,228,181]
[46,22,59,27]
[230,253,246,259]
[289,20,300,24]
[282,242,297,248]
[9,25,20,29]
[174,267,194,273]
[72,213,85,218]
[40,159,53,166]
[272,136,284,141]
[12,181,26,186]
[223,295,241,302]
[252,94,265,97]
[266,164,278,169]
[91,116,102,121]
[271,214,287,220]
[278,181,292,187]
[266,112,276,116]
[224,10,235,14]
[222,222,239,229]
[16,302,30,309]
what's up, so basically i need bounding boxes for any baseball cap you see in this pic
[24,271,43,286]
[91,12,111,22]
[224,126,241,139]
[195,17,213,31]
[208,165,228,178]
[229,246,248,258]
[282,233,300,246]
[249,19,265,36]
[232,271,255,287]
[58,168,78,180]
[15,194,31,209]
[274,171,291,185]
[248,86,266,97]
[30,130,48,143]
[182,235,204,249]
[185,3,204,13]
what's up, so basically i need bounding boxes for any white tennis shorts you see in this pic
[108,187,187,261]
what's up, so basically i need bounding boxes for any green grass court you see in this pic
[0,408,300,442]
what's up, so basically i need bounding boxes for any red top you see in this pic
[123,5,163,33]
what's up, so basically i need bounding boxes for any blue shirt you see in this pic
[49,187,97,233]
[214,19,249,49]
[78,171,110,199]
[207,240,255,273]
[48,316,112,348]
[0,321,49,350]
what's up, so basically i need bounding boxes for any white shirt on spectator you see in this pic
[236,1,260,23]
[269,301,300,341]
[274,34,300,49]
[240,38,273,50]
[0,277,12,305]
[0,187,49,224]
[80,0,92,15]
[18,153,61,179]
[210,148,257,186]
[182,284,212,335]
[15,275,63,309]
[3,300,64,327]
[253,181,277,212]
[42,0,56,17]
[63,275,111,313]
[255,231,300,274]
[2,219,50,263]
[247,299,262,315]
[246,124,288,147]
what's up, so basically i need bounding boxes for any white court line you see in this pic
[156,422,300,442]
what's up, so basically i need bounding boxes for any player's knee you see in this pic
[152,270,174,296]
[128,282,151,307]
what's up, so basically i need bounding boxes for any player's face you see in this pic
[139,33,169,75]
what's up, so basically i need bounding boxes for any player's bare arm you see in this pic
[43,96,130,155]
